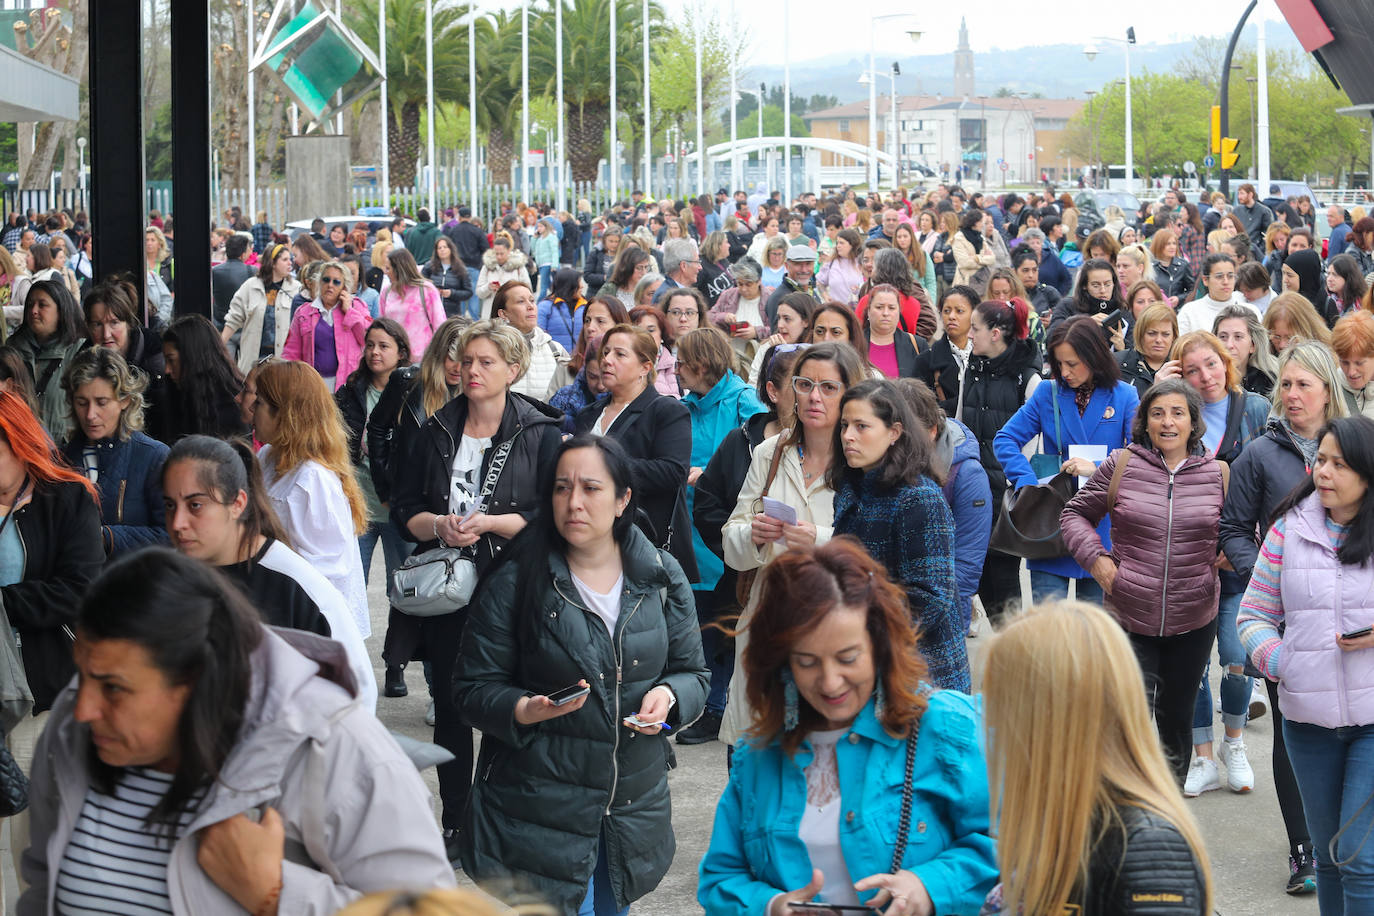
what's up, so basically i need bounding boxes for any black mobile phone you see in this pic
[787,905,873,913]
[1341,626,1373,640]
[1101,308,1124,330]
[546,683,590,706]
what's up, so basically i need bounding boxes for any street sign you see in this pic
[1184,160,1196,174]
[1203,154,1216,169]
[996,157,1005,165]
[999,162,1009,171]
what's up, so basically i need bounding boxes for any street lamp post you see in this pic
[1246,75,1257,181]
[608,0,616,203]
[556,0,565,212]
[76,136,86,194]
[1084,27,1136,194]
[643,0,651,196]
[696,0,705,196]
[1083,90,1096,187]
[865,12,921,189]
[521,0,530,205]
[728,0,737,191]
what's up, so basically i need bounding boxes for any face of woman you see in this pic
[636,278,663,306]
[1340,351,1374,391]
[1129,290,1161,320]
[494,244,511,265]
[634,315,663,349]
[273,249,293,279]
[1053,342,1091,389]
[71,636,190,772]
[1275,231,1290,252]
[499,285,538,333]
[1119,228,1137,246]
[161,343,181,382]
[810,311,850,344]
[667,221,683,239]
[1214,318,1254,373]
[941,295,973,341]
[867,293,901,337]
[365,328,402,379]
[1281,264,1300,293]
[987,278,1013,301]
[835,237,852,259]
[969,313,1001,357]
[1084,268,1115,301]
[605,233,621,254]
[600,332,651,394]
[1117,257,1143,290]
[793,358,845,432]
[163,461,246,566]
[584,303,616,340]
[736,278,761,300]
[86,302,129,354]
[26,289,59,341]
[144,234,159,259]
[764,218,779,237]
[775,304,806,343]
[552,446,630,553]
[840,398,900,471]
[73,378,129,443]
[919,213,934,233]
[1279,362,1330,435]
[1269,319,1296,352]
[1146,391,1192,457]
[461,335,520,402]
[664,298,699,339]
[1164,238,1178,259]
[789,603,876,731]
[1314,432,1368,523]
[251,396,279,444]
[1326,266,1346,296]
[894,228,913,252]
[767,247,785,268]
[1180,345,1229,404]
[1136,320,1174,365]
[434,238,453,263]
[319,267,345,306]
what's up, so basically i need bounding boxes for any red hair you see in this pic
[0,391,97,500]
[742,537,928,754]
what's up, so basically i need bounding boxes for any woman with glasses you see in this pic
[596,247,653,311]
[718,343,867,759]
[281,259,371,392]
[221,242,300,374]
[662,287,708,355]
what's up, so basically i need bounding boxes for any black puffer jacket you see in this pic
[365,366,432,505]
[961,339,1040,502]
[584,245,618,293]
[913,336,964,416]
[932,231,956,284]
[422,263,474,315]
[391,392,563,574]
[1219,418,1311,578]
[455,526,708,914]
[1078,805,1208,914]
[1116,348,1161,397]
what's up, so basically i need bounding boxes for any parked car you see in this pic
[1074,189,1143,234]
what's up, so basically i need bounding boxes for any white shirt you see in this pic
[259,446,371,638]
[572,571,624,637]
[1176,293,1255,336]
[449,434,493,515]
[798,727,862,908]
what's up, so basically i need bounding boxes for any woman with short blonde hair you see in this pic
[1263,291,1331,353]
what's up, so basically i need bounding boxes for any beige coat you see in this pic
[951,231,997,287]
[223,274,303,374]
[719,433,835,746]
[474,248,530,318]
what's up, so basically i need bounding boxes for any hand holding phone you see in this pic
[515,679,590,725]
[1340,626,1373,641]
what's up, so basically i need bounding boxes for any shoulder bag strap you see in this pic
[476,434,517,510]
[759,440,786,499]
[888,683,930,874]
[1218,459,1230,499]
[1051,380,1064,461]
[1106,448,1132,511]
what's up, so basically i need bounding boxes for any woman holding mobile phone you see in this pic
[456,435,707,916]
[699,539,997,916]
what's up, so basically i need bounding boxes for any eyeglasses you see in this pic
[1086,280,1116,293]
[792,376,844,397]
[666,309,697,319]
[320,276,344,286]
[1208,272,1237,282]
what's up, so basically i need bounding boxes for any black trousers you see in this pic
[1129,617,1219,786]
[426,608,473,830]
[1266,675,1312,850]
[977,549,1023,622]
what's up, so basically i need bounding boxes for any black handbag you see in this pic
[0,743,29,816]
[987,472,1076,560]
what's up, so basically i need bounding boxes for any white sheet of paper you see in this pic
[1069,444,1109,485]
[761,496,798,527]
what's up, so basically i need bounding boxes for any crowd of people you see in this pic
[0,177,1370,915]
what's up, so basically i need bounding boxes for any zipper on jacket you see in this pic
[116,479,126,523]
[1160,471,1176,637]
[605,593,646,815]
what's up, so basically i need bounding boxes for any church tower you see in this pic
[953,17,974,98]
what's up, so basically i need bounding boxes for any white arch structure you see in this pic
[705,136,899,191]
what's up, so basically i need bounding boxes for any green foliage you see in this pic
[0,123,16,174]
[734,105,809,140]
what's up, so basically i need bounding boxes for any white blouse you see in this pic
[259,446,371,639]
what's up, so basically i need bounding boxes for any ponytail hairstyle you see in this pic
[163,435,293,562]
[975,297,1031,343]
[78,548,263,835]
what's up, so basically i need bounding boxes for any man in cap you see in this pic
[764,244,820,327]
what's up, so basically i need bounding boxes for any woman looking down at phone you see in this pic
[698,538,998,916]
[455,435,707,916]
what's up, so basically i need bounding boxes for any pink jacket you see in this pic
[281,298,371,391]
[708,286,775,340]
[654,345,680,398]
[380,281,447,356]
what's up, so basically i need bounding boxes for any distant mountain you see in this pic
[750,31,1305,105]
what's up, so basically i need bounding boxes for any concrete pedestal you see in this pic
[286,134,350,221]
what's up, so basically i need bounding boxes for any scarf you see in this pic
[960,227,983,254]
[1073,382,1095,416]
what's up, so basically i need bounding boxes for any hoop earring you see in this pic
[782,668,800,732]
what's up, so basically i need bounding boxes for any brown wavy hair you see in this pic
[742,537,929,755]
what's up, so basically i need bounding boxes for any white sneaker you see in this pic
[425,699,437,727]
[1184,756,1220,797]
[1223,740,1255,793]
[1249,682,1269,720]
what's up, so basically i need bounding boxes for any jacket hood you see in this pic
[745,409,774,447]
[934,418,979,478]
[509,389,564,425]
[1262,416,1309,460]
[482,248,528,270]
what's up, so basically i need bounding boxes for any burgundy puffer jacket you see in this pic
[1061,444,1224,637]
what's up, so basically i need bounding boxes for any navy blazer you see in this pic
[61,431,170,557]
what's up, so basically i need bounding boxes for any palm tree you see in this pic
[524,0,667,184]
[346,0,470,187]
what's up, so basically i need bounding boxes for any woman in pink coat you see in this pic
[281,259,371,391]
[380,247,448,356]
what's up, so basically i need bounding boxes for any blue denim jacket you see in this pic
[698,691,998,916]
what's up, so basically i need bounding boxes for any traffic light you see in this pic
[1221,137,1240,170]
[1211,106,1221,154]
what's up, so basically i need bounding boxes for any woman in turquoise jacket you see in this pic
[698,538,997,916]
[993,315,1139,603]
[677,326,766,742]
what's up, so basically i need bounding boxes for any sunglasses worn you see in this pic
[321,276,344,286]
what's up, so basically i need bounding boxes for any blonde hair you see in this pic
[460,318,531,383]
[254,360,368,534]
[333,889,553,916]
[985,601,1213,916]
[144,226,169,265]
[1263,291,1331,350]
[420,317,470,417]
[1117,243,1153,275]
[1274,338,1351,425]
[1132,302,1177,352]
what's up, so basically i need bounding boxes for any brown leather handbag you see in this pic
[988,471,1076,560]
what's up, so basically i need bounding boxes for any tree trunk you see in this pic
[487,123,514,188]
[389,101,421,188]
[261,89,287,188]
[565,101,609,184]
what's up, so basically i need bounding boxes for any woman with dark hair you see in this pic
[862,284,926,379]
[539,266,586,352]
[1322,252,1367,327]
[60,347,169,557]
[830,378,968,692]
[221,241,301,373]
[0,346,39,415]
[422,235,473,319]
[1061,379,1228,785]
[807,302,876,375]
[455,435,707,915]
[583,224,622,294]
[699,539,997,915]
[952,208,996,290]
[857,248,934,340]
[9,278,86,442]
[963,297,1041,622]
[380,248,447,359]
[631,304,680,398]
[1048,257,1125,338]
[336,318,414,598]
[158,314,248,442]
[1344,215,1374,279]
[914,285,979,418]
[551,321,608,432]
[994,315,1140,603]
[597,246,653,309]
[393,319,563,858]
[575,324,696,580]
[84,277,165,381]
[19,549,453,915]
[1238,415,1374,910]
[747,292,814,384]
[161,434,375,707]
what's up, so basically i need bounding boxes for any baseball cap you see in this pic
[786,244,817,262]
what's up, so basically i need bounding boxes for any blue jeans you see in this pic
[1028,570,1104,606]
[465,267,482,319]
[578,826,630,916]
[537,264,552,300]
[1192,590,1252,744]
[1283,720,1374,914]
[357,519,412,587]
